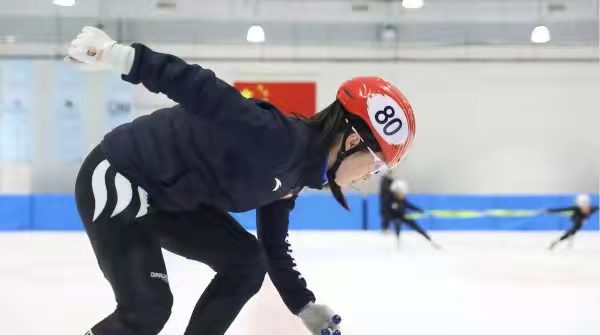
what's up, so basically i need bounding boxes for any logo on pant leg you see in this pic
[91,160,150,222]
[150,272,169,284]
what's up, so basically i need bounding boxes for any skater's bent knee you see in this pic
[226,240,268,292]
[93,299,173,335]
[233,238,268,273]
[120,296,173,335]
[243,241,268,278]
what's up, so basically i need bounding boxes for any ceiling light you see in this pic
[531,25,551,43]
[247,25,265,43]
[53,0,75,6]
[402,0,424,9]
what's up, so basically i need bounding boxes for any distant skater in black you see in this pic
[379,171,394,231]
[546,194,598,250]
[388,180,441,249]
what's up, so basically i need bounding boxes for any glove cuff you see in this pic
[104,43,135,75]
[298,302,315,316]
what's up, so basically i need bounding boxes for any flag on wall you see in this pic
[234,82,316,118]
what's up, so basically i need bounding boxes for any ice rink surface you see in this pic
[1,231,599,335]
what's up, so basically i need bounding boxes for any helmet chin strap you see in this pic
[326,130,367,211]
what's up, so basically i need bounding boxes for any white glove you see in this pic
[298,303,342,335]
[66,26,135,75]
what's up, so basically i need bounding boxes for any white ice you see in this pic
[1,231,599,335]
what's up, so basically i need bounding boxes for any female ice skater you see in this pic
[388,180,440,249]
[546,194,598,250]
[67,26,415,335]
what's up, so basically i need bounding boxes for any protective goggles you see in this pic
[348,123,388,175]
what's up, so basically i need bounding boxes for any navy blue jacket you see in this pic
[100,43,327,314]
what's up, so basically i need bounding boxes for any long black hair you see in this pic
[299,100,380,153]
[298,100,381,210]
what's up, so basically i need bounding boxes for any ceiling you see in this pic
[0,0,597,48]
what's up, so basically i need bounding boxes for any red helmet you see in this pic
[336,77,416,168]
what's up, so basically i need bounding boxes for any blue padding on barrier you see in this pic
[291,193,362,229]
[231,194,363,230]
[230,210,257,231]
[31,194,82,230]
[0,195,31,230]
[0,193,597,231]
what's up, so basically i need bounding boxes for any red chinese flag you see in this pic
[234,82,316,118]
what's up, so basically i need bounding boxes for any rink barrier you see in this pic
[0,193,597,231]
[366,194,599,231]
